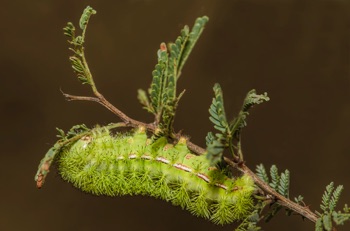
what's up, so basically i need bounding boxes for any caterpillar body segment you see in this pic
[58,127,255,224]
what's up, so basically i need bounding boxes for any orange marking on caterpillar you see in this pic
[36,173,44,189]
[160,43,167,51]
[185,154,194,159]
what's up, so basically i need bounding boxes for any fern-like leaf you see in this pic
[150,46,168,116]
[255,164,292,221]
[159,26,194,129]
[242,89,270,112]
[56,128,66,140]
[294,195,304,205]
[255,164,292,200]
[209,83,229,134]
[63,22,75,39]
[321,182,334,212]
[256,164,269,183]
[64,6,96,86]
[137,89,153,113]
[66,124,89,138]
[323,213,333,231]
[230,90,269,137]
[69,56,89,84]
[168,26,189,79]
[206,83,231,164]
[205,132,225,165]
[332,206,350,225]
[178,16,209,76]
[329,185,344,212]
[315,217,324,231]
[79,6,96,30]
[315,182,350,231]
[269,165,280,190]
[278,170,290,198]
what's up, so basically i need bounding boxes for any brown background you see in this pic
[1,0,350,230]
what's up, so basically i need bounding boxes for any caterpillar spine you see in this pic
[58,127,255,225]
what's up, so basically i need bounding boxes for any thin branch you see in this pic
[62,91,156,131]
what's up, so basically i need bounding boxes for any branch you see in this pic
[62,91,156,132]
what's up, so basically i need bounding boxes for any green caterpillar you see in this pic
[55,126,255,225]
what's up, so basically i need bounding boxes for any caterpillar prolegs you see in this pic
[57,126,255,225]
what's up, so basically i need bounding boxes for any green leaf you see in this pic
[159,19,208,132]
[315,217,324,231]
[149,47,168,116]
[256,164,269,183]
[294,195,304,205]
[64,6,96,86]
[206,83,232,164]
[269,165,280,190]
[277,170,290,198]
[63,22,75,39]
[329,185,344,212]
[315,182,350,230]
[208,83,229,134]
[56,127,66,140]
[66,124,89,138]
[178,16,209,75]
[230,89,269,137]
[321,182,334,212]
[242,89,270,112]
[69,56,89,84]
[205,132,225,165]
[69,56,85,73]
[322,213,333,231]
[79,6,96,30]
[137,89,153,113]
[332,210,350,225]
[168,29,188,79]
[74,36,84,46]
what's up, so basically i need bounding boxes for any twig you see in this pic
[62,91,156,132]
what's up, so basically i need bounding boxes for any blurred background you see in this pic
[1,0,350,230]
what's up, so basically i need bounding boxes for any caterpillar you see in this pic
[56,126,255,225]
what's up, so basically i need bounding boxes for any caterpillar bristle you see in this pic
[57,127,255,225]
[211,198,236,225]
[189,191,211,219]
